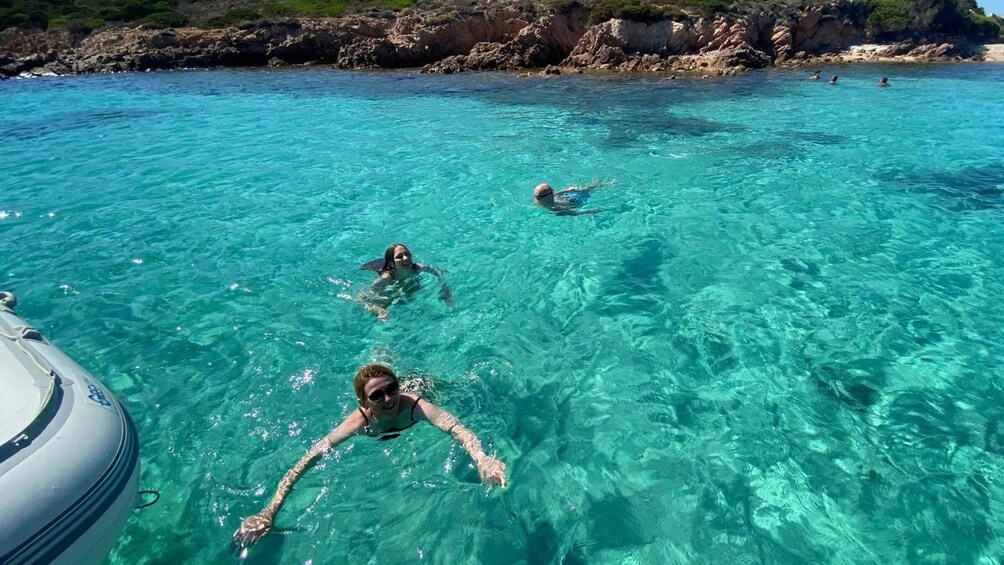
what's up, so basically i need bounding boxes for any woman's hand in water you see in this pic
[476,455,507,488]
[231,510,273,551]
[439,285,453,309]
[364,302,389,322]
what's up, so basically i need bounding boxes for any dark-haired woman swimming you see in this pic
[362,243,452,321]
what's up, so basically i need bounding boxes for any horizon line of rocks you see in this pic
[1,4,988,79]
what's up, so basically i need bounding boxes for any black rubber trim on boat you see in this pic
[0,372,63,466]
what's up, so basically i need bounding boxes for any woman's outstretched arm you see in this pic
[417,401,506,487]
[418,264,453,308]
[231,410,366,551]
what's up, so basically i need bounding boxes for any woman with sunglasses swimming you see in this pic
[360,243,452,321]
[231,364,507,551]
[533,180,604,216]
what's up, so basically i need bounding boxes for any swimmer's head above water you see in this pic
[382,243,416,274]
[534,183,555,205]
[353,364,400,413]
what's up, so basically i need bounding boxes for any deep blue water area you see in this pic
[2,64,1004,564]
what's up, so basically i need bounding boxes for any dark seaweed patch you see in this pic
[583,493,654,550]
[807,360,884,412]
[594,239,671,318]
[0,108,155,140]
[781,257,821,277]
[882,162,1004,212]
[509,382,570,451]
[524,519,562,565]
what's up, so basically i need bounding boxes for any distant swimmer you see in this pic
[810,70,821,80]
[828,75,838,85]
[878,77,889,87]
[359,243,451,322]
[231,364,507,552]
[533,180,605,216]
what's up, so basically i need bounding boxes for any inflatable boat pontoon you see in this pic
[0,292,140,565]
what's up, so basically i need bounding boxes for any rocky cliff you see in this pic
[0,2,986,79]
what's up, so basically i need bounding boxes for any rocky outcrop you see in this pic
[561,15,775,74]
[336,10,532,68]
[423,5,588,73]
[790,7,859,56]
[899,41,974,60]
[2,12,541,77]
[769,4,860,62]
[0,1,987,79]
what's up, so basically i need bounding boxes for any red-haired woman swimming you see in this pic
[231,364,505,550]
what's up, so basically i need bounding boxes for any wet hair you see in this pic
[380,243,416,274]
[353,364,398,406]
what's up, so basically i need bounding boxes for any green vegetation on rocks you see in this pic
[586,0,733,23]
[0,0,411,31]
[587,0,668,23]
[854,0,1001,39]
[1,0,188,31]
[681,0,732,16]
[0,0,1000,40]
[203,0,410,27]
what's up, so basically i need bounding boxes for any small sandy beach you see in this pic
[984,44,1004,62]
[790,42,1004,67]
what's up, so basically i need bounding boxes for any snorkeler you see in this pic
[360,243,452,321]
[231,364,507,551]
[533,180,604,216]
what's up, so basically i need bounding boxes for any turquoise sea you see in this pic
[2,64,1004,564]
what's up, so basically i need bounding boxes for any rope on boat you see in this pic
[135,490,161,509]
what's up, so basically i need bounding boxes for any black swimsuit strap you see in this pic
[410,397,421,423]
[362,398,421,439]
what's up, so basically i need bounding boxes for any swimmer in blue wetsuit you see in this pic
[232,364,506,551]
[533,180,604,216]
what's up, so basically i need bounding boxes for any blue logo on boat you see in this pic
[83,378,113,408]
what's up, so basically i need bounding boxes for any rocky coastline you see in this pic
[1,2,996,79]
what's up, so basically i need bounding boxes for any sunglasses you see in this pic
[367,381,400,403]
[535,191,554,200]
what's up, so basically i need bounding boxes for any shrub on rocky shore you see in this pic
[852,0,1001,41]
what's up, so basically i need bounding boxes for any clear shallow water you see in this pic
[2,64,1004,564]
